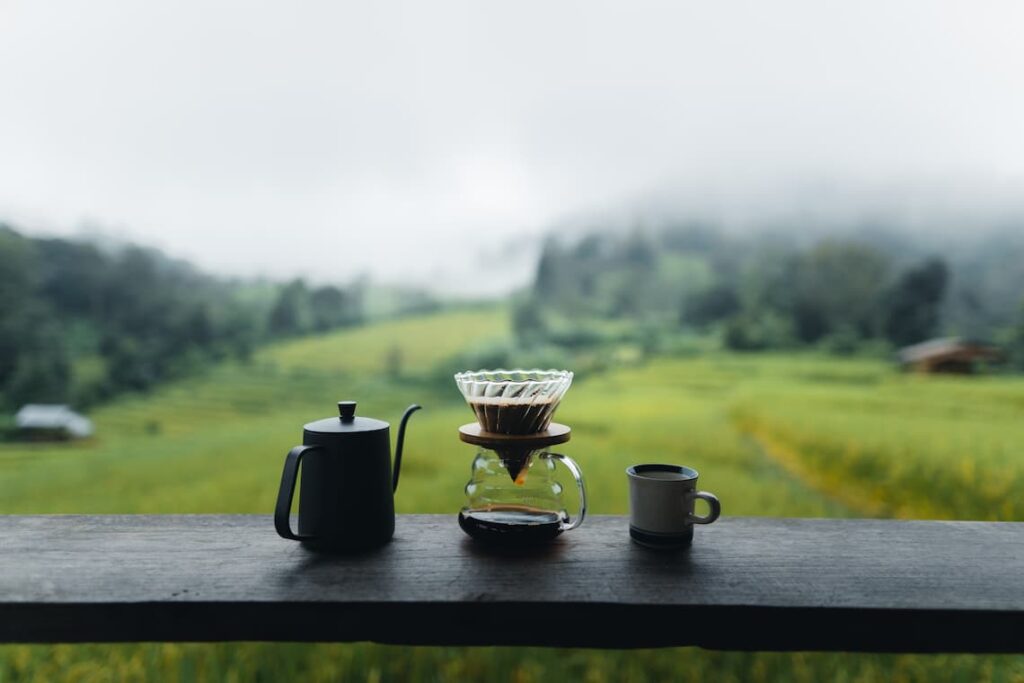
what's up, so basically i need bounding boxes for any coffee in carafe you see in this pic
[458,506,567,544]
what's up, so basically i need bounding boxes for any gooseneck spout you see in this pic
[392,404,422,492]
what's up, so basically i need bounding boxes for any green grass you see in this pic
[6,644,1024,683]
[732,356,1024,520]
[2,309,1024,682]
[259,306,510,376]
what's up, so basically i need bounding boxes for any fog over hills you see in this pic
[9,177,1024,298]
[2,1,1023,295]
[555,177,1024,240]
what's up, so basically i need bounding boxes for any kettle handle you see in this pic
[275,445,322,541]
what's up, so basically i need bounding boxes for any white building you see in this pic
[15,404,94,440]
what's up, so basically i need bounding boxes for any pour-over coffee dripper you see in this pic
[455,369,573,480]
[455,369,586,545]
[455,369,573,435]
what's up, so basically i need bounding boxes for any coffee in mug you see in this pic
[626,464,720,549]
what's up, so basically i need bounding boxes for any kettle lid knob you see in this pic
[337,401,357,421]
[303,401,388,435]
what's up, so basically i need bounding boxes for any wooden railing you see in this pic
[2,515,1023,651]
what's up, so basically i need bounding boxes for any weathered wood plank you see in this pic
[1,515,1023,651]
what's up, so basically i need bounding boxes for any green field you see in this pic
[3,308,1024,682]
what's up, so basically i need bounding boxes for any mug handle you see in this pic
[689,491,721,525]
[274,445,322,541]
[544,452,587,532]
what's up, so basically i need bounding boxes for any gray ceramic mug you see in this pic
[626,464,721,548]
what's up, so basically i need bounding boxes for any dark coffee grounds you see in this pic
[497,449,532,483]
[468,397,558,435]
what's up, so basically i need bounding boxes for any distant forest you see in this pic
[0,225,366,410]
[4,219,1024,412]
[516,223,1024,365]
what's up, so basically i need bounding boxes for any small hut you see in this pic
[897,338,1003,374]
[15,404,94,441]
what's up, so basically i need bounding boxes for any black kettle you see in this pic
[275,401,421,551]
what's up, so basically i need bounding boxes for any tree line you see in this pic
[0,225,365,410]
[517,223,1024,365]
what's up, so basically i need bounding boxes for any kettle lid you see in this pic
[304,401,389,435]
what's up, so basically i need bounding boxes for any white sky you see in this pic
[1,1,1023,294]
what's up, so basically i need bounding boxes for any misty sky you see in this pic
[1,1,1023,294]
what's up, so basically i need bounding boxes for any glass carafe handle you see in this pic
[543,452,587,532]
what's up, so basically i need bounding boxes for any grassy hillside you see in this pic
[0,308,509,514]
[3,307,1024,682]
[734,365,1024,520]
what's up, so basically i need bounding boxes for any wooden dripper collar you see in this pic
[457,422,571,449]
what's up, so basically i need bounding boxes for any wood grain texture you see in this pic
[1,515,1023,651]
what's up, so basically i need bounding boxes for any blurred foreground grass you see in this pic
[7,644,1024,683]
[3,308,1024,682]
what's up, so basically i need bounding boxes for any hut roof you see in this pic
[897,337,1001,365]
[15,404,93,438]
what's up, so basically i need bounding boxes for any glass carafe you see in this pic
[454,369,586,545]
[458,446,586,545]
